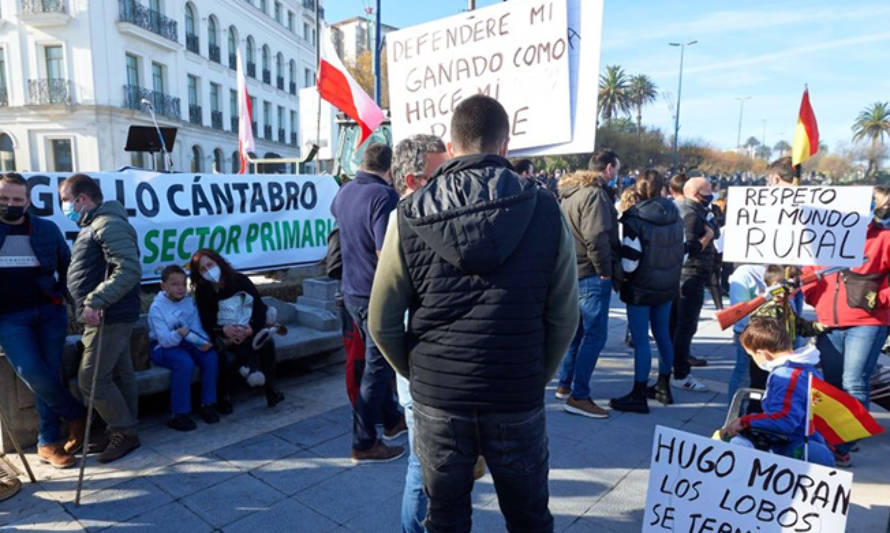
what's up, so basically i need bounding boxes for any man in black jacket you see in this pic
[670,177,716,393]
[368,95,578,532]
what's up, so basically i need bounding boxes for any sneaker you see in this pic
[351,441,406,464]
[564,397,609,419]
[0,476,21,503]
[688,355,708,367]
[199,405,220,424]
[97,432,140,464]
[266,389,285,408]
[168,414,197,432]
[554,386,571,400]
[63,418,86,455]
[671,375,709,392]
[217,399,234,415]
[37,444,75,469]
[383,417,408,442]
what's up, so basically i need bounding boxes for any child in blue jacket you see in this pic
[148,265,220,431]
[722,316,834,467]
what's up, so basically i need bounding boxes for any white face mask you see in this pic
[202,265,221,283]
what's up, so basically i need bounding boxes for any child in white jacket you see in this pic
[148,265,220,431]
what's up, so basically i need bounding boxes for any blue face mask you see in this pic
[62,201,80,223]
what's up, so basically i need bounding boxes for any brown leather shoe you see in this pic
[0,476,21,503]
[97,432,140,464]
[351,441,405,464]
[555,386,571,400]
[63,418,86,455]
[473,456,487,480]
[564,397,609,419]
[382,416,408,441]
[37,444,75,469]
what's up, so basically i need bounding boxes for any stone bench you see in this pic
[0,278,343,453]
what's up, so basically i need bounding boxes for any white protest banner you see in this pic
[386,0,573,152]
[722,186,873,267]
[644,426,853,533]
[22,170,338,282]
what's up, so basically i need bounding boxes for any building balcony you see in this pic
[277,76,284,91]
[122,84,180,121]
[262,69,271,84]
[247,62,256,78]
[117,0,179,50]
[264,125,272,139]
[186,34,200,55]
[278,128,285,143]
[28,78,72,105]
[20,0,71,26]
[290,132,297,146]
[189,105,202,126]
[0,88,8,107]
[211,110,223,130]
[289,82,296,95]
[209,45,221,64]
[229,53,236,70]
[230,116,238,132]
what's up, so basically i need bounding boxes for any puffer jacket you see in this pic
[559,177,622,285]
[67,201,141,325]
[619,197,684,306]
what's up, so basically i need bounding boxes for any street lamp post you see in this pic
[669,40,697,172]
[735,96,751,150]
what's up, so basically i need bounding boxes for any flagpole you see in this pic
[315,0,321,172]
[805,372,812,463]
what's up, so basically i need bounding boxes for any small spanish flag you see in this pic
[809,375,883,446]
[791,88,820,167]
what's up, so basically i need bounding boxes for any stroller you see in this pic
[715,388,790,451]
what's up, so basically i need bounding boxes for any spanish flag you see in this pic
[791,88,819,167]
[809,375,883,446]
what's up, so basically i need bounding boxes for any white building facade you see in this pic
[0,0,324,174]
[330,16,396,66]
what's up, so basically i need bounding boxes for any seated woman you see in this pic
[189,249,284,413]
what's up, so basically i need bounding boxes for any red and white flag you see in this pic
[236,49,255,174]
[317,26,384,146]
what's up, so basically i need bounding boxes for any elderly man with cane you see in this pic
[59,174,142,469]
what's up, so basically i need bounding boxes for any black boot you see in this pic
[646,373,674,405]
[610,381,650,413]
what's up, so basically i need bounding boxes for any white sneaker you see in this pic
[671,375,709,392]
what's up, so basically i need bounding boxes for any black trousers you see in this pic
[217,336,277,401]
[671,274,706,379]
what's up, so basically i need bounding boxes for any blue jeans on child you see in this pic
[558,276,612,400]
[731,432,834,467]
[626,301,673,382]
[396,374,426,533]
[727,332,750,404]
[150,341,218,415]
[0,304,85,446]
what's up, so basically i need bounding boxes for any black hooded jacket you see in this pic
[619,197,685,306]
[396,154,562,411]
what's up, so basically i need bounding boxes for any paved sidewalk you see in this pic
[2,300,889,532]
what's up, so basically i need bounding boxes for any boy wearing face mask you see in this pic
[148,265,220,431]
[0,173,85,469]
[722,317,835,467]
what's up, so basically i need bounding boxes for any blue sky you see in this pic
[325,0,890,152]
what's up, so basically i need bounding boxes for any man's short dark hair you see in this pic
[0,172,27,190]
[360,143,392,175]
[587,150,619,173]
[669,173,688,194]
[161,264,186,282]
[450,95,509,154]
[767,156,795,183]
[61,173,103,202]
[514,159,534,175]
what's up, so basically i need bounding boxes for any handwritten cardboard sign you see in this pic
[723,186,873,267]
[386,0,572,151]
[644,426,852,533]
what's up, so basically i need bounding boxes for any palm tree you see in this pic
[852,102,890,176]
[744,136,760,157]
[773,140,791,156]
[755,145,773,160]
[627,74,658,135]
[598,65,630,125]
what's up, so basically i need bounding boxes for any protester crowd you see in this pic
[1,95,888,532]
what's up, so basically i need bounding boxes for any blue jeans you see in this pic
[728,332,750,404]
[626,301,673,382]
[0,304,85,446]
[397,375,426,533]
[557,276,612,400]
[817,325,888,454]
[347,304,402,450]
[150,341,218,415]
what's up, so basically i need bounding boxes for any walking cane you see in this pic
[74,312,106,506]
[0,406,37,483]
